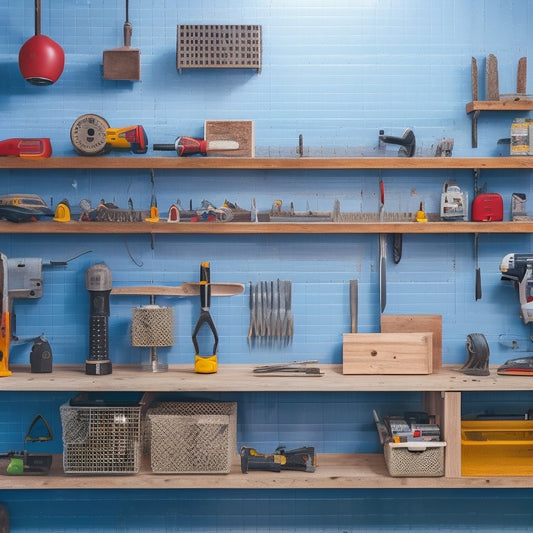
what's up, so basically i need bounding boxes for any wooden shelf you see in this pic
[3,364,532,392]
[3,453,532,490]
[1,156,533,170]
[466,100,533,113]
[1,220,533,235]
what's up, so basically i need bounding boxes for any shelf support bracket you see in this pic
[471,110,480,148]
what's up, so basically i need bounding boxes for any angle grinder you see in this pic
[70,114,148,156]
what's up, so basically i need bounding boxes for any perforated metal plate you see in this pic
[177,25,262,73]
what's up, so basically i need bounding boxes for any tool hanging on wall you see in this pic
[192,262,219,374]
[248,280,293,349]
[19,0,65,85]
[378,176,387,313]
[70,114,147,156]
[0,250,90,376]
[103,0,141,81]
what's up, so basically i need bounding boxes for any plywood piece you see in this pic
[381,315,442,372]
[103,49,141,81]
[342,332,433,375]
[205,120,254,157]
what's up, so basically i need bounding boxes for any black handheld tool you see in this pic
[192,262,219,373]
[30,335,52,373]
[240,446,316,474]
[85,263,113,375]
[379,128,416,157]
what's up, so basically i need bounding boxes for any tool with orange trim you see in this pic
[192,262,219,373]
[0,138,52,158]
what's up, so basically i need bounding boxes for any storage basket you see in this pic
[145,401,237,474]
[462,419,533,476]
[384,441,446,477]
[60,403,141,474]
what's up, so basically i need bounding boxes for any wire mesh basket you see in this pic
[176,25,262,72]
[60,403,141,474]
[145,401,237,474]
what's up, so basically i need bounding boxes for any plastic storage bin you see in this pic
[461,419,533,476]
[384,440,446,477]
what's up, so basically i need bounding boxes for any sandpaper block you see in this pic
[204,120,254,157]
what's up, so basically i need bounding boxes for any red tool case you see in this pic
[472,193,503,221]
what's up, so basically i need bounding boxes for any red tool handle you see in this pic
[176,137,207,156]
[0,138,52,158]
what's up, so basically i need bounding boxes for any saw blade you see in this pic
[70,114,110,156]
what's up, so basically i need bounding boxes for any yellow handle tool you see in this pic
[0,312,11,377]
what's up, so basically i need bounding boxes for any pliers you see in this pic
[192,262,219,373]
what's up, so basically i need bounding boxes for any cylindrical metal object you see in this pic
[85,264,113,375]
[131,305,174,372]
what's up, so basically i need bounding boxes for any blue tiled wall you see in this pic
[1,0,533,531]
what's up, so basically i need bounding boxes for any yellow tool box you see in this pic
[461,420,533,476]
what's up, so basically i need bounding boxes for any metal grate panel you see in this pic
[177,25,262,72]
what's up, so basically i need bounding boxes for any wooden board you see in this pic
[342,332,433,375]
[111,282,244,297]
[381,315,442,372]
[204,120,254,157]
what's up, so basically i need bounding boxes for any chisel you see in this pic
[349,279,358,333]
[378,176,387,313]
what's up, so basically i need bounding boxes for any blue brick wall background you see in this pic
[0,0,533,531]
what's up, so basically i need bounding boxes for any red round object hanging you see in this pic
[18,0,65,85]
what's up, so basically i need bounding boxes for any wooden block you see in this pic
[381,315,442,372]
[342,332,433,375]
[204,120,254,157]
[103,49,141,81]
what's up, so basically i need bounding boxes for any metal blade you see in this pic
[349,279,358,333]
[207,140,240,151]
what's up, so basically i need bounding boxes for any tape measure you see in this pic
[70,114,110,156]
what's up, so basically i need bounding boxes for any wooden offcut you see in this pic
[381,314,442,372]
[205,120,254,157]
[342,332,433,375]
[103,48,141,81]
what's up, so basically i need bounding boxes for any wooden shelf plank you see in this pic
[0,220,532,235]
[3,453,532,490]
[2,364,533,392]
[466,100,533,113]
[0,156,532,170]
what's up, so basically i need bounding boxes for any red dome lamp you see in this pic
[19,0,65,85]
